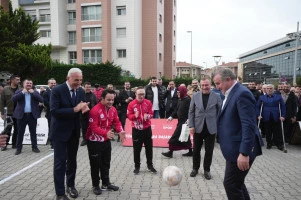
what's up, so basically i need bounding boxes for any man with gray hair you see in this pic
[213,68,263,199]
[51,68,90,200]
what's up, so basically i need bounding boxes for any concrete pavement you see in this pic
[0,137,301,200]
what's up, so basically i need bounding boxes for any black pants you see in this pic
[3,116,18,146]
[192,129,216,172]
[53,131,79,196]
[264,120,283,146]
[119,112,127,129]
[17,113,37,150]
[284,119,293,143]
[132,126,153,169]
[87,140,111,187]
[224,159,254,200]
[81,117,89,139]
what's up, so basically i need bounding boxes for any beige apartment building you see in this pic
[8,0,176,79]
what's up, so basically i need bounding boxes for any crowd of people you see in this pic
[1,67,298,200]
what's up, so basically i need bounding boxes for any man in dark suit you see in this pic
[50,68,90,200]
[213,68,263,200]
[189,77,222,179]
[164,81,178,118]
[12,79,44,155]
[43,78,57,150]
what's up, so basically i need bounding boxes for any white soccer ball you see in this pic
[162,166,183,186]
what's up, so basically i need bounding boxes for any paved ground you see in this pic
[0,136,301,200]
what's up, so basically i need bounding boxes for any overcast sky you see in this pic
[176,0,301,68]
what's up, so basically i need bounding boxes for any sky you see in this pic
[176,0,301,68]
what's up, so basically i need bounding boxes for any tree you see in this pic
[0,2,51,78]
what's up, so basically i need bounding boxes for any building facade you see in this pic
[176,61,203,78]
[12,0,177,79]
[238,33,301,84]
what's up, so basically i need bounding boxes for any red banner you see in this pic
[123,119,178,147]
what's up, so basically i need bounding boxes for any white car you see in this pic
[35,85,49,93]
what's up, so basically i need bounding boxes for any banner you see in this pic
[0,117,48,145]
[123,119,178,147]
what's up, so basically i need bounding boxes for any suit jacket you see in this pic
[164,88,178,114]
[43,87,52,120]
[50,82,85,142]
[218,83,264,162]
[189,91,222,134]
[118,89,136,113]
[12,89,43,119]
[256,94,286,122]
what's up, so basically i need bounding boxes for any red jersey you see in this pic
[127,99,153,130]
[93,88,103,101]
[86,102,123,142]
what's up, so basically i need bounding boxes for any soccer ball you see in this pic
[162,166,183,186]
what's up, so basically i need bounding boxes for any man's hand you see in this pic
[135,111,139,118]
[291,117,296,123]
[167,116,173,122]
[0,134,8,148]
[28,89,34,93]
[107,129,115,139]
[22,89,28,93]
[237,153,250,171]
[258,116,262,121]
[118,131,126,142]
[280,117,285,122]
[190,127,195,134]
[74,101,90,113]
[144,113,149,120]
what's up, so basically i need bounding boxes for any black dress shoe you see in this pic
[267,143,272,149]
[161,151,173,158]
[190,169,198,177]
[133,168,140,175]
[204,171,212,180]
[1,146,7,151]
[12,145,16,149]
[56,194,70,200]
[93,186,102,195]
[80,140,87,146]
[66,187,78,198]
[32,147,40,153]
[277,145,284,151]
[182,151,193,157]
[15,149,21,155]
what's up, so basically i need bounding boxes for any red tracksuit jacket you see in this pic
[127,99,153,130]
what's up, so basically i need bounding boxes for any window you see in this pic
[40,30,51,38]
[25,10,36,21]
[285,43,291,47]
[284,56,290,60]
[82,27,102,42]
[174,45,176,52]
[116,28,126,38]
[68,0,75,3]
[39,9,50,22]
[116,6,126,15]
[117,49,126,58]
[68,31,76,44]
[82,5,101,21]
[263,50,267,54]
[159,53,162,61]
[69,52,77,64]
[174,15,176,22]
[159,34,162,42]
[68,11,76,24]
[159,14,162,23]
[160,0,162,3]
[83,50,102,63]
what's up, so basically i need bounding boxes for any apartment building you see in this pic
[11,0,176,79]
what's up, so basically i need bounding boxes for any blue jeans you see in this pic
[153,110,159,119]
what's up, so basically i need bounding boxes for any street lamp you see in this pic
[187,31,192,77]
[287,21,300,85]
[213,55,222,71]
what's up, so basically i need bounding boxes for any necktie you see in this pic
[71,89,76,105]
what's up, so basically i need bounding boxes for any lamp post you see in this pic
[187,31,192,77]
[287,22,300,85]
[213,55,222,71]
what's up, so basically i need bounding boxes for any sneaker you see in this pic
[1,146,7,151]
[32,147,40,153]
[133,168,140,175]
[148,166,157,173]
[93,186,102,195]
[101,184,119,191]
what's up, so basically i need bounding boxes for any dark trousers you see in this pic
[87,140,111,187]
[159,107,166,118]
[224,159,254,200]
[284,119,294,143]
[132,126,153,169]
[193,129,216,172]
[46,116,53,146]
[53,131,79,196]
[81,117,89,139]
[119,112,127,129]
[3,116,18,146]
[264,120,283,146]
[16,113,37,150]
